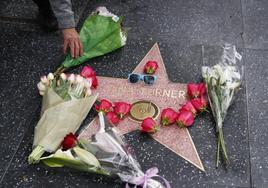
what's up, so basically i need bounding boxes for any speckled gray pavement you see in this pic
[0,0,267,188]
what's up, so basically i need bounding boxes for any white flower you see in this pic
[37,81,46,91]
[68,74,75,84]
[40,76,48,84]
[60,73,67,81]
[75,75,84,84]
[47,73,54,81]
[85,88,92,96]
[85,78,92,89]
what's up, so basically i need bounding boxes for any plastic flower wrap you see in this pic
[40,112,170,188]
[28,73,98,164]
[55,7,128,75]
[202,44,242,168]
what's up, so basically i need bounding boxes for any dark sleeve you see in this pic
[49,0,75,29]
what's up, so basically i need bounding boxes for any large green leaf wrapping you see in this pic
[62,15,126,68]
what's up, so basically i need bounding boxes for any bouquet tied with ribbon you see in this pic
[40,112,171,188]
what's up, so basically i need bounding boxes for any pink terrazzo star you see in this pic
[79,43,204,171]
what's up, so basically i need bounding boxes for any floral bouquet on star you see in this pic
[28,71,98,163]
[202,44,242,168]
[28,66,171,188]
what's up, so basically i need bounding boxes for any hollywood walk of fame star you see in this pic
[79,43,204,171]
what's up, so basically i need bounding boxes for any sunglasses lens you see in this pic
[129,74,140,83]
[144,76,155,85]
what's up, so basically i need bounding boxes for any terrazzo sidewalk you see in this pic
[0,0,267,187]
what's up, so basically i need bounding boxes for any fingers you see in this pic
[79,39,83,56]
[74,40,79,59]
[62,28,83,58]
[70,40,75,58]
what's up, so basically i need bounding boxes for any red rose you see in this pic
[161,108,178,126]
[81,66,96,77]
[62,133,77,151]
[191,96,208,112]
[179,101,197,116]
[144,61,158,74]
[187,83,206,98]
[114,102,132,119]
[176,111,195,128]
[141,117,159,133]
[95,99,113,113]
[106,111,120,125]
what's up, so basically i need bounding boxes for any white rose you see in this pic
[76,75,84,84]
[85,88,92,96]
[85,78,92,88]
[68,74,75,84]
[60,73,67,81]
[47,73,54,81]
[40,76,49,85]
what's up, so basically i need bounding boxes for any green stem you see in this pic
[216,136,220,168]
[219,128,230,167]
[28,145,45,164]
[54,65,67,76]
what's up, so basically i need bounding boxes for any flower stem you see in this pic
[28,145,45,164]
[54,65,66,76]
[216,136,220,168]
[219,128,229,167]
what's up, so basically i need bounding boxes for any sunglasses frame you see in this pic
[128,73,157,85]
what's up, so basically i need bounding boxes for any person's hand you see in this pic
[62,28,83,58]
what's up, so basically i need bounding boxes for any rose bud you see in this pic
[47,73,54,81]
[141,117,160,133]
[84,78,92,89]
[191,96,208,112]
[176,111,195,128]
[75,75,84,84]
[106,111,120,125]
[187,83,206,98]
[40,76,49,86]
[61,133,77,151]
[95,99,113,113]
[114,102,132,119]
[68,74,75,84]
[179,101,197,116]
[144,60,158,74]
[85,88,92,97]
[81,66,96,77]
[60,73,67,81]
[161,108,178,126]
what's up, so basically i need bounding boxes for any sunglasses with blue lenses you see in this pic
[128,73,157,85]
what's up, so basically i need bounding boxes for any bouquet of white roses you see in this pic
[28,72,98,164]
[202,44,242,168]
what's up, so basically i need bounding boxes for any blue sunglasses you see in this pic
[128,73,157,85]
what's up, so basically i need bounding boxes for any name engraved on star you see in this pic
[111,85,186,100]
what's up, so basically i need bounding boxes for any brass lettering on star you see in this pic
[111,85,186,100]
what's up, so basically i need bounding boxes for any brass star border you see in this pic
[80,43,204,171]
